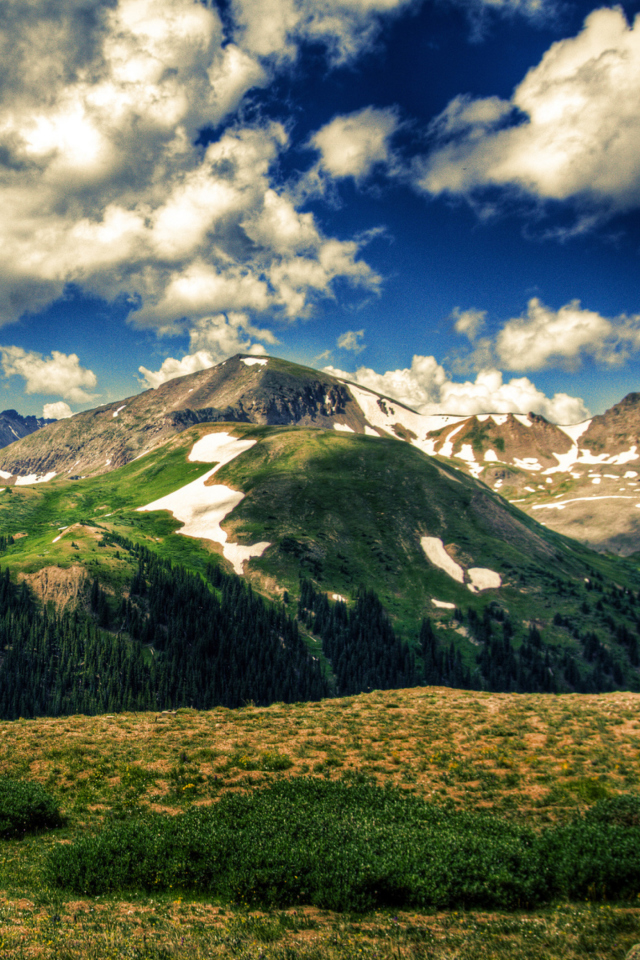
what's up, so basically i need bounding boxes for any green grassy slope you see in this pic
[1,421,639,690]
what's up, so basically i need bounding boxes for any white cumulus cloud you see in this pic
[416,7,640,214]
[495,298,640,371]
[230,0,418,64]
[43,401,73,420]
[0,0,380,337]
[451,307,487,341]
[0,347,98,402]
[326,356,588,423]
[309,106,401,182]
[337,329,366,352]
[138,312,276,388]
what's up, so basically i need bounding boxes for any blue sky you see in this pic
[1,0,640,422]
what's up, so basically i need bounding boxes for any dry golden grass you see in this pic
[1,687,639,824]
[1,686,640,959]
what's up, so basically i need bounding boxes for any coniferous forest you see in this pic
[0,545,328,720]
[0,535,638,720]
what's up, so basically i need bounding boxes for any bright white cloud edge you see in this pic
[0,347,98,403]
[325,357,589,423]
[415,7,640,214]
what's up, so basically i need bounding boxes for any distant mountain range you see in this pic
[0,409,54,450]
[1,355,639,554]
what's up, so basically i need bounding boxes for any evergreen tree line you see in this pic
[0,547,329,720]
[117,541,329,708]
[298,580,416,695]
[0,569,153,718]
[301,579,635,696]
[0,535,14,554]
[1,529,638,720]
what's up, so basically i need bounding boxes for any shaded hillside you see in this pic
[0,409,53,450]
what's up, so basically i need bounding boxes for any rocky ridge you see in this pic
[0,409,53,450]
[1,354,640,553]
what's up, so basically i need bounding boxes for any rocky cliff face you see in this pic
[0,410,54,449]
[0,356,365,479]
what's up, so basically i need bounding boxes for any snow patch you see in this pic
[364,425,379,436]
[609,446,639,465]
[432,599,456,609]
[438,422,466,458]
[420,537,464,583]
[455,444,476,463]
[491,414,508,426]
[138,432,270,576]
[625,471,638,478]
[15,472,56,486]
[414,438,438,456]
[334,423,354,433]
[467,568,502,592]
[332,593,347,603]
[240,357,268,367]
[348,383,466,450]
[476,414,490,422]
[0,470,11,480]
[557,420,591,443]
[513,414,532,427]
[514,458,542,471]
[112,405,126,418]
[484,449,500,462]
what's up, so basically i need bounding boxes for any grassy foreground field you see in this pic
[1,686,640,959]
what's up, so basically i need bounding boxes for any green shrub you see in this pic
[46,778,547,909]
[0,777,63,838]
[45,780,640,911]
[545,794,640,901]
[584,793,640,827]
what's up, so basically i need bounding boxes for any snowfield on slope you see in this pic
[15,472,56,486]
[420,537,464,583]
[137,432,270,575]
[420,536,501,592]
[344,382,640,486]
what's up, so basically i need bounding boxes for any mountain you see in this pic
[0,354,639,555]
[1,414,640,706]
[0,355,371,479]
[0,409,53,449]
